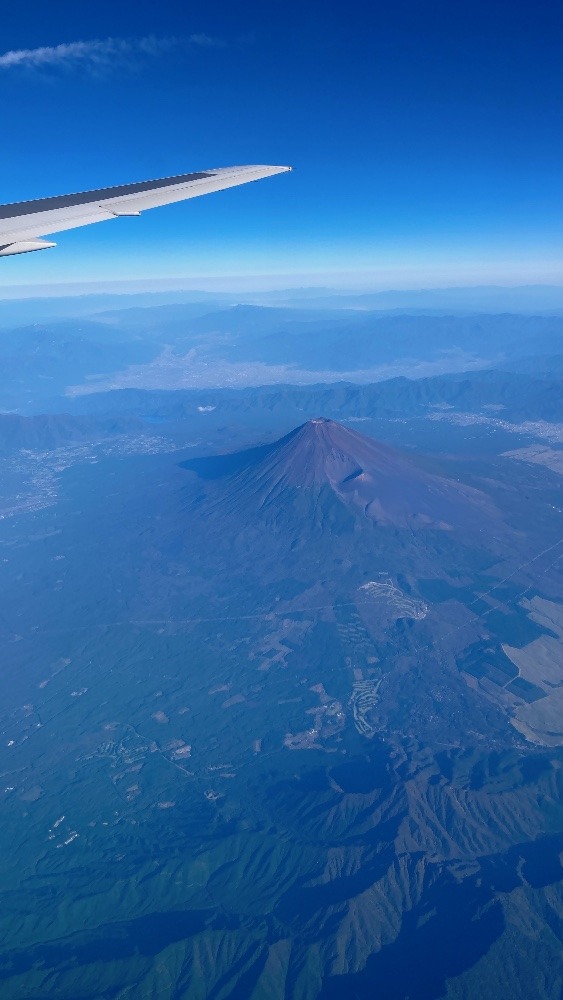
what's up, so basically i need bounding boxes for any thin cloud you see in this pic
[0,35,226,72]
[188,34,227,49]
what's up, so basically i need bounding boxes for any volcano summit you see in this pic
[184,417,498,532]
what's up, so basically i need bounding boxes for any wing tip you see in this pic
[212,164,293,176]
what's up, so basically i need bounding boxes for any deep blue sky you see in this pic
[1,0,562,291]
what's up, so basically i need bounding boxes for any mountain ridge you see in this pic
[183,418,500,531]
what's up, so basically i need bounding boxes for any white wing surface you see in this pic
[0,164,291,256]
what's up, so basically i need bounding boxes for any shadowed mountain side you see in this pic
[182,418,500,532]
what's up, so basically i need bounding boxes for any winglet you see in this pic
[0,239,57,256]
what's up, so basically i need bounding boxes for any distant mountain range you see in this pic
[66,368,563,428]
[99,304,563,372]
[265,283,563,313]
[1,299,562,411]
[2,283,563,328]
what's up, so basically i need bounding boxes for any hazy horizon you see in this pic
[2,276,563,302]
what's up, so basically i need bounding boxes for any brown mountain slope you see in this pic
[184,417,499,531]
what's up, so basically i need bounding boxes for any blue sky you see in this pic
[1,0,562,292]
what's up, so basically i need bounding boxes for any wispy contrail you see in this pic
[0,35,225,72]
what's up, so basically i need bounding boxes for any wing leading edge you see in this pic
[0,164,291,256]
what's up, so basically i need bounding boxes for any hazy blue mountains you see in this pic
[2,300,563,412]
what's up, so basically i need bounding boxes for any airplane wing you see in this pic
[0,164,291,256]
